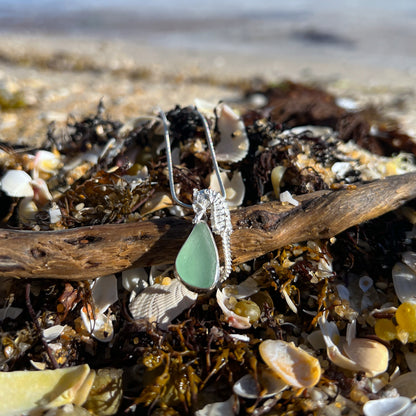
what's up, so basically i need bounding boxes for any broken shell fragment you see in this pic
[0,364,94,416]
[392,261,416,304]
[390,372,416,399]
[129,278,197,329]
[209,170,245,207]
[271,165,286,198]
[259,340,321,388]
[215,103,249,163]
[363,396,411,416]
[0,169,33,197]
[233,369,288,399]
[216,288,251,329]
[80,274,118,342]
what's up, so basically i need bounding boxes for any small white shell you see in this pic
[392,261,416,304]
[80,275,118,343]
[122,267,148,292]
[209,170,245,207]
[43,325,65,342]
[390,372,416,399]
[280,191,299,207]
[215,103,249,163]
[33,150,61,177]
[259,340,321,388]
[233,369,288,399]
[359,276,373,293]
[129,278,197,329]
[194,396,238,416]
[0,169,33,197]
[0,306,22,321]
[363,397,411,416]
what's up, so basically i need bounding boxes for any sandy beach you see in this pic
[1,30,416,146]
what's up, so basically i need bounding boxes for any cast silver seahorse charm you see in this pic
[192,188,233,281]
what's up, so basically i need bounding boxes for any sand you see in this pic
[1,32,416,145]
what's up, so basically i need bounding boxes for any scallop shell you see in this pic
[129,278,197,329]
[215,103,249,163]
[259,340,321,388]
[363,396,411,416]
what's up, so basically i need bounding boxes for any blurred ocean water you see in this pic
[0,0,415,72]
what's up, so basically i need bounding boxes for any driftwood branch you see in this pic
[1,172,416,280]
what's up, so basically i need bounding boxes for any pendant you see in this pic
[175,189,232,292]
[175,221,220,291]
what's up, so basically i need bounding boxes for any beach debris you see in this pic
[233,369,288,399]
[129,278,198,329]
[216,279,261,329]
[319,316,389,377]
[259,340,321,389]
[270,165,286,198]
[363,396,412,416]
[195,396,238,416]
[0,364,95,416]
[0,169,34,197]
[80,274,118,342]
[215,103,249,163]
[209,170,245,207]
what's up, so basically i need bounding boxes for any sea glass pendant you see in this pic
[175,221,220,291]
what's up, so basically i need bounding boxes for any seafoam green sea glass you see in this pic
[175,221,219,290]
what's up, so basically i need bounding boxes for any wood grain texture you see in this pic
[1,172,415,280]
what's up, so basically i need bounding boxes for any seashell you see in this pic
[342,338,389,377]
[271,165,286,198]
[195,396,238,416]
[404,404,416,416]
[390,372,416,399]
[216,288,251,329]
[18,197,38,223]
[0,169,33,197]
[80,275,118,342]
[129,278,197,329]
[222,277,259,300]
[43,325,65,342]
[215,103,249,163]
[0,364,95,415]
[280,190,299,207]
[331,161,354,180]
[233,369,288,399]
[259,340,321,388]
[33,149,61,178]
[392,261,416,304]
[140,192,173,215]
[31,177,53,206]
[122,267,148,292]
[48,203,62,224]
[363,396,411,416]
[359,276,373,293]
[319,316,389,377]
[209,170,245,207]
[0,306,22,321]
[402,251,416,273]
[404,350,416,372]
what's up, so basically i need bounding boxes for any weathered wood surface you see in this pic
[1,172,415,280]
